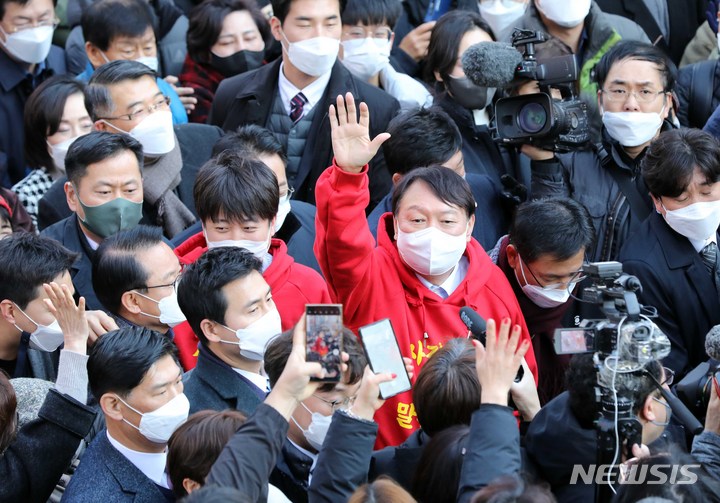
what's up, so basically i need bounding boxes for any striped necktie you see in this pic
[289,92,308,123]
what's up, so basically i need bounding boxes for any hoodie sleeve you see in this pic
[314,161,384,323]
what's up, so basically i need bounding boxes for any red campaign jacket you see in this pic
[315,161,538,448]
[172,232,332,370]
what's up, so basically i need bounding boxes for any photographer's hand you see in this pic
[521,144,555,161]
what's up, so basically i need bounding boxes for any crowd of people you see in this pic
[2,0,720,501]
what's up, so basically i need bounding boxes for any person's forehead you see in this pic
[110,28,156,45]
[399,180,463,212]
[286,0,340,19]
[108,76,161,105]
[606,58,664,84]
[136,355,180,391]
[3,0,54,18]
[222,271,269,309]
[81,151,142,182]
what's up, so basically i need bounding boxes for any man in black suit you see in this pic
[177,247,281,416]
[208,0,400,210]
[595,0,704,65]
[41,132,145,311]
[619,128,720,378]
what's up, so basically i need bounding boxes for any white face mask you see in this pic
[341,38,390,81]
[103,110,175,156]
[219,306,282,360]
[48,136,81,173]
[292,402,332,451]
[479,0,528,36]
[116,392,190,444]
[536,0,590,28]
[13,303,64,352]
[274,193,292,234]
[0,25,54,64]
[205,227,272,260]
[602,110,663,147]
[134,290,187,328]
[514,258,574,308]
[282,32,339,77]
[396,224,468,276]
[661,200,720,242]
[135,56,158,73]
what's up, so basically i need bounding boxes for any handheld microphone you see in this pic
[461,41,523,88]
[460,306,487,345]
[658,386,703,435]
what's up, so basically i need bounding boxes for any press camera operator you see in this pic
[522,40,677,262]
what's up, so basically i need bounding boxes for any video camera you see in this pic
[492,29,590,153]
[553,262,670,369]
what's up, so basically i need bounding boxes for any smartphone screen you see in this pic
[305,304,343,382]
[359,319,412,399]
[553,328,595,355]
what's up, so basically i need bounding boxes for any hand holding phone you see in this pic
[305,304,343,382]
[359,319,412,399]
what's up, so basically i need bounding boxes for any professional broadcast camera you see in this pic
[492,29,590,152]
[553,262,670,369]
[676,359,720,421]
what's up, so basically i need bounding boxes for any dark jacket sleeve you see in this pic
[692,430,720,481]
[308,410,379,503]
[457,404,521,503]
[529,156,570,200]
[704,103,720,139]
[206,403,289,502]
[0,389,97,503]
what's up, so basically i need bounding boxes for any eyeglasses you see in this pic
[520,256,587,291]
[660,367,675,387]
[144,273,183,292]
[312,393,356,412]
[344,26,393,42]
[601,88,667,104]
[98,96,171,122]
[1,17,59,34]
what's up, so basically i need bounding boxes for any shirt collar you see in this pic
[688,234,718,254]
[233,367,269,392]
[416,255,469,299]
[278,62,332,116]
[106,430,171,488]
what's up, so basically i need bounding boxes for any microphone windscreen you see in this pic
[460,306,487,344]
[462,41,523,88]
[705,324,720,361]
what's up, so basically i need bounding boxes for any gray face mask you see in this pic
[75,188,143,239]
[445,75,496,111]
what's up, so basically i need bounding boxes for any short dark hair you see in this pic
[23,76,86,172]
[383,107,462,176]
[341,0,401,28]
[92,225,165,315]
[65,131,144,187]
[594,40,677,92]
[424,10,494,84]
[473,475,555,503]
[81,0,155,53]
[85,59,157,120]
[211,125,287,166]
[642,128,720,198]
[510,198,594,263]
[271,0,346,24]
[0,0,57,21]
[187,0,270,64]
[194,150,279,224]
[566,353,662,428]
[0,370,17,454]
[392,165,475,219]
[88,325,179,400]
[413,339,480,436]
[0,233,78,309]
[264,327,366,392]
[411,425,469,503]
[167,409,247,498]
[177,247,262,345]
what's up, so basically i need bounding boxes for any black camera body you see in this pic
[676,359,720,421]
[491,29,590,152]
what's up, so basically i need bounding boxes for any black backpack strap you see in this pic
[690,60,716,129]
[595,143,651,222]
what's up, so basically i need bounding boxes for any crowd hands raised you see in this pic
[3,0,720,501]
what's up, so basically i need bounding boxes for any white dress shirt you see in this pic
[278,62,332,119]
[106,431,171,488]
[416,256,469,299]
[233,367,270,392]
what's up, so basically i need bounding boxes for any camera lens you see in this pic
[517,102,547,134]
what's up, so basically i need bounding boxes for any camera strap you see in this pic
[596,144,651,223]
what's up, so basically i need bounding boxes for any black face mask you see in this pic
[210,49,264,78]
[444,74,496,111]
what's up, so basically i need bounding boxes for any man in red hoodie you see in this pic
[174,151,331,369]
[315,93,538,448]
